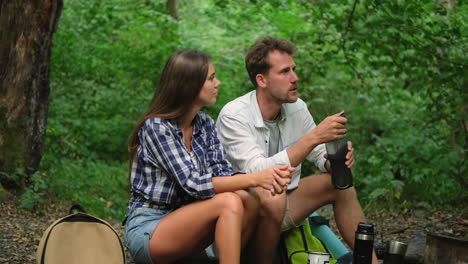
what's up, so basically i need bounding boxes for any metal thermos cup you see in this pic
[383,240,407,264]
[325,114,353,189]
[353,222,374,264]
[308,252,330,264]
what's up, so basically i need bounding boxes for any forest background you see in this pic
[4,0,466,221]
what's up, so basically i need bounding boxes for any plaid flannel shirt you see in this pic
[128,111,236,211]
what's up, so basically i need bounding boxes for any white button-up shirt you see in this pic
[216,90,327,190]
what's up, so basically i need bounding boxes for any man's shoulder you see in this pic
[219,91,255,117]
[283,98,309,115]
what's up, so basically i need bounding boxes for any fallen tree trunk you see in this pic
[424,233,468,263]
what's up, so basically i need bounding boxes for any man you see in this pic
[216,36,378,264]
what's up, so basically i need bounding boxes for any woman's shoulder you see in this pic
[196,111,215,125]
[143,117,167,126]
[195,111,216,133]
[142,117,174,134]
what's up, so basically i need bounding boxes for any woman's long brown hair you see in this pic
[128,50,211,177]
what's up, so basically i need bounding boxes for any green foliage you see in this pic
[49,0,179,162]
[46,0,179,218]
[42,154,128,219]
[299,0,467,208]
[0,168,25,186]
[0,183,9,199]
[19,172,47,211]
[42,0,467,218]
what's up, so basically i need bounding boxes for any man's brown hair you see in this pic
[245,36,296,88]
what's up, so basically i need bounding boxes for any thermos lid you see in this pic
[357,222,374,235]
[387,240,408,255]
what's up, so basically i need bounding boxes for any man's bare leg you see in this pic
[247,187,287,264]
[287,173,378,264]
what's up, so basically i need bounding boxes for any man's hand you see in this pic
[324,141,355,169]
[273,167,295,194]
[345,141,355,168]
[310,111,347,144]
[254,166,294,195]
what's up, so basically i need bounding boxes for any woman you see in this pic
[125,50,293,264]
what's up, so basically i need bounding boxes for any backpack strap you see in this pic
[69,204,86,214]
[308,215,329,226]
[298,225,309,252]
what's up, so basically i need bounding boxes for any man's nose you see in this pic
[291,71,299,82]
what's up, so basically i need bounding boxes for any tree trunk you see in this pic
[167,0,179,19]
[0,0,62,188]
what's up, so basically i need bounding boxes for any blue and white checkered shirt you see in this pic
[128,111,237,211]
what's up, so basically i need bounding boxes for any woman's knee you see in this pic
[213,192,244,215]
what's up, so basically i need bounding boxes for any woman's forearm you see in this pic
[212,173,257,193]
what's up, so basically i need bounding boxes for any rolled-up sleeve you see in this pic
[302,108,327,172]
[140,121,216,199]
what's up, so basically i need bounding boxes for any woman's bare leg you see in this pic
[235,189,260,247]
[149,192,244,264]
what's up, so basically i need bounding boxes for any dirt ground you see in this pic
[0,193,466,264]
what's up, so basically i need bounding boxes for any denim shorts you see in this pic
[124,207,172,264]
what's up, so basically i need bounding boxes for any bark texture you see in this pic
[167,0,179,19]
[424,233,468,263]
[0,0,62,187]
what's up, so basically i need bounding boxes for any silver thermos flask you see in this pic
[383,240,407,264]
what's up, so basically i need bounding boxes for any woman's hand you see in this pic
[253,165,294,195]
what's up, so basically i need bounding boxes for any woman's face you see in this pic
[195,63,220,107]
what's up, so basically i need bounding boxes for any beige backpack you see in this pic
[36,206,125,264]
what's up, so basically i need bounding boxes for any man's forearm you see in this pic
[286,131,321,167]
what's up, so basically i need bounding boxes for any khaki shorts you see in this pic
[280,194,300,232]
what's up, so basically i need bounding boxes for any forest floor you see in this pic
[0,192,467,264]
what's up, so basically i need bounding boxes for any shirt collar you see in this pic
[170,112,204,136]
[250,90,287,128]
[192,112,203,135]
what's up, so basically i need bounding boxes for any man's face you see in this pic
[261,50,299,104]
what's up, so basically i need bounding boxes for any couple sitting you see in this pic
[124,36,378,264]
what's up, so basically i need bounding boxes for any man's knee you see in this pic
[299,173,335,203]
[335,186,359,200]
[236,189,260,211]
[257,191,286,222]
